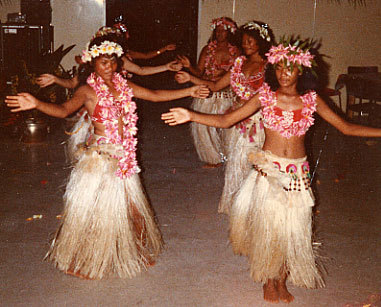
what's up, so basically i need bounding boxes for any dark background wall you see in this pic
[106,0,198,64]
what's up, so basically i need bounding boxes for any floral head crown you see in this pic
[266,36,316,73]
[243,22,271,42]
[81,40,124,63]
[210,17,237,34]
[93,26,121,39]
[113,23,130,39]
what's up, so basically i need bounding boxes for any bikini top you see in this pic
[230,56,265,100]
[91,98,121,124]
[259,83,317,138]
[203,40,239,81]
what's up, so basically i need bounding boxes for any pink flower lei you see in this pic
[87,72,140,179]
[259,83,317,138]
[230,56,265,100]
[204,40,238,80]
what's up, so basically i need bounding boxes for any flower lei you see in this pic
[230,56,265,100]
[266,37,316,73]
[210,17,237,34]
[203,40,238,80]
[243,22,271,42]
[259,83,316,138]
[81,41,124,63]
[87,72,140,179]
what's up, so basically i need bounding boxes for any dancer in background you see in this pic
[36,25,181,89]
[176,21,273,214]
[163,37,381,303]
[7,36,208,280]
[176,17,240,168]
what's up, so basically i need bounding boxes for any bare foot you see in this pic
[263,279,279,303]
[202,162,223,169]
[276,279,294,303]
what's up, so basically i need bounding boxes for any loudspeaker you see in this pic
[21,0,52,25]
[0,24,53,76]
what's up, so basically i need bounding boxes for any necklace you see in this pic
[230,56,265,100]
[87,72,140,178]
[204,40,238,81]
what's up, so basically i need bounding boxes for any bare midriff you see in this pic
[262,128,306,159]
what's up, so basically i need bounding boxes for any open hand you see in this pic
[161,107,191,126]
[176,55,191,68]
[36,74,56,88]
[5,93,38,112]
[167,60,183,71]
[190,85,209,98]
[175,71,190,84]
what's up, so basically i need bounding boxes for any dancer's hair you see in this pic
[240,21,274,59]
[78,35,125,85]
[209,17,239,47]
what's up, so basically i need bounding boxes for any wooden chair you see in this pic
[346,66,380,125]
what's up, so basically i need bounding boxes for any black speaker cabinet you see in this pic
[0,24,54,77]
[21,0,52,25]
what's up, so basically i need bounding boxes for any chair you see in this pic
[346,66,380,125]
[322,75,344,113]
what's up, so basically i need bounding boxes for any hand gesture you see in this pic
[190,85,209,98]
[176,55,191,68]
[175,71,191,84]
[164,44,176,52]
[36,74,56,88]
[161,107,191,126]
[5,93,38,112]
[167,60,183,72]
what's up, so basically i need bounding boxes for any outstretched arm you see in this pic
[316,95,381,137]
[36,74,79,89]
[5,85,89,118]
[175,70,231,92]
[162,94,261,128]
[128,44,176,60]
[128,80,209,102]
[122,57,181,76]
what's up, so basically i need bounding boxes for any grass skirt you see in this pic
[46,135,162,279]
[218,111,265,214]
[230,149,324,288]
[190,89,234,164]
[65,112,91,163]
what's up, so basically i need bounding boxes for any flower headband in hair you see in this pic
[81,40,124,63]
[210,17,237,34]
[113,23,130,39]
[266,37,316,73]
[93,26,121,39]
[243,22,271,42]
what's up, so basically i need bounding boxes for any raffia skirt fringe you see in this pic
[64,111,92,163]
[229,149,324,288]
[46,136,162,279]
[218,111,265,214]
[190,89,234,164]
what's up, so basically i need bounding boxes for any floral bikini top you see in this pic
[230,56,265,101]
[203,40,239,81]
[259,83,317,138]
